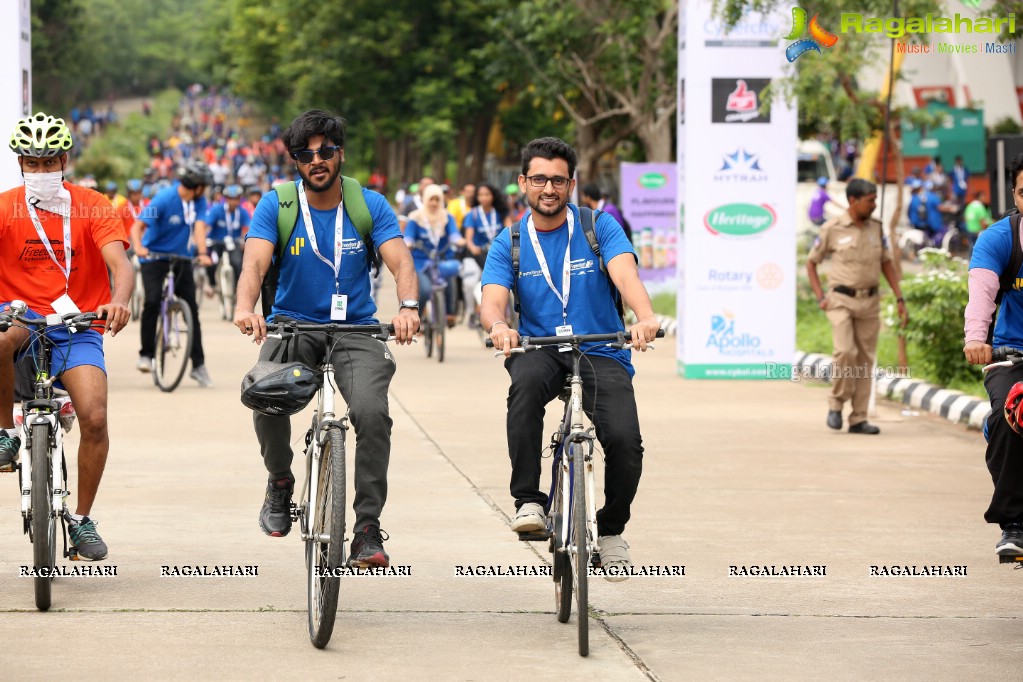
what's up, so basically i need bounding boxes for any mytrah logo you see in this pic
[784,7,839,62]
[713,148,767,183]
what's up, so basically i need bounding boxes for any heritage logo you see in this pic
[704,203,776,237]
[712,78,772,124]
[638,172,668,189]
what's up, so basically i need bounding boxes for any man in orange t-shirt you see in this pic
[0,113,133,561]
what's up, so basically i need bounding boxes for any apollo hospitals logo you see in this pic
[705,311,768,357]
[784,7,839,62]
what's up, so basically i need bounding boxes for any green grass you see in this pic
[652,289,987,398]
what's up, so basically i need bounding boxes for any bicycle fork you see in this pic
[561,376,597,564]
[19,413,66,534]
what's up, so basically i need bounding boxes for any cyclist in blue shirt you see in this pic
[405,183,463,326]
[461,182,509,328]
[479,137,660,581]
[234,110,419,568]
[965,152,1023,558]
[203,184,250,291]
[131,160,214,387]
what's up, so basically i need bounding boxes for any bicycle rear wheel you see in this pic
[31,422,54,611]
[432,289,446,363]
[193,265,207,311]
[570,443,589,656]
[307,426,346,649]
[130,269,144,320]
[154,301,194,392]
[423,298,434,358]
[218,263,235,321]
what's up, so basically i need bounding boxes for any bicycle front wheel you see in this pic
[218,264,235,321]
[570,443,589,656]
[307,426,346,649]
[154,301,194,392]
[423,297,434,358]
[432,289,446,363]
[31,422,54,611]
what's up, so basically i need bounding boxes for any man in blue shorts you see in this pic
[0,113,133,560]
[479,137,660,581]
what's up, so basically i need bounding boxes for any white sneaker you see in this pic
[510,502,545,533]
[136,356,152,373]
[189,365,213,388]
[598,535,632,582]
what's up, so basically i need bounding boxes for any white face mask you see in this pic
[24,170,65,204]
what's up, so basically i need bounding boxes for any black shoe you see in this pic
[997,523,1023,556]
[0,429,20,470]
[259,478,293,537]
[63,510,108,561]
[826,410,842,430]
[348,525,390,568]
[848,422,881,434]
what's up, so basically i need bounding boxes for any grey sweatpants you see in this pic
[252,327,397,532]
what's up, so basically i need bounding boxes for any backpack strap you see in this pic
[274,181,299,259]
[510,219,521,313]
[341,175,380,275]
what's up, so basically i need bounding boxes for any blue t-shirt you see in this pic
[908,193,925,229]
[246,181,402,324]
[404,214,460,271]
[481,204,637,375]
[204,202,251,242]
[463,207,505,248]
[141,182,209,257]
[925,191,944,233]
[971,215,1023,349]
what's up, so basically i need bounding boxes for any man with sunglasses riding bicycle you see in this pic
[0,113,133,560]
[479,137,660,580]
[234,110,419,568]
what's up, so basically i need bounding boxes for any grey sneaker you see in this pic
[63,510,108,561]
[510,502,545,533]
[136,356,153,373]
[598,535,632,582]
[0,429,20,470]
[189,365,213,388]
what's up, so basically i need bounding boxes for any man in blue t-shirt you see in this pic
[203,183,250,290]
[965,152,1023,558]
[234,110,419,569]
[479,137,660,581]
[131,159,214,386]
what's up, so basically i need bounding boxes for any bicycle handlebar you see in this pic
[992,347,1023,363]
[145,252,197,263]
[267,321,396,342]
[0,306,100,333]
[485,329,665,350]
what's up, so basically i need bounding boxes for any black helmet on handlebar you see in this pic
[240,361,320,416]
[178,159,214,190]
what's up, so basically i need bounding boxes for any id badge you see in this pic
[556,324,573,352]
[52,294,81,316]
[330,294,348,321]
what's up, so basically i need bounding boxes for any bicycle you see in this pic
[129,255,144,321]
[266,320,396,648]
[208,237,240,321]
[147,253,196,392]
[0,301,98,611]
[490,329,663,656]
[419,249,457,363]
[984,345,1023,567]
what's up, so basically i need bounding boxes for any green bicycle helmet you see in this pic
[9,113,73,157]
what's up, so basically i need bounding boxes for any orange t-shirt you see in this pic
[0,183,128,315]
[118,199,141,241]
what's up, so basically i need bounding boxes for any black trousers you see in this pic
[505,348,644,537]
[139,259,205,368]
[984,363,1023,526]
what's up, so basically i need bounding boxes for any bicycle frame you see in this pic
[299,351,343,545]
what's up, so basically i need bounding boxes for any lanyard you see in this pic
[477,207,498,242]
[181,199,196,227]
[298,180,345,294]
[526,209,574,323]
[26,201,72,293]
[224,207,239,237]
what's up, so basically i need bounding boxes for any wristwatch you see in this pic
[399,300,419,310]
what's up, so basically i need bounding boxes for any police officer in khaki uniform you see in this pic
[806,178,908,434]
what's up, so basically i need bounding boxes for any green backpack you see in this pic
[260,177,379,317]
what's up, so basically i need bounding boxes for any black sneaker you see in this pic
[997,523,1023,556]
[348,525,389,568]
[259,478,293,537]
[63,511,108,561]
[0,429,20,471]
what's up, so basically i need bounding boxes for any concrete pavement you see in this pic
[0,291,1018,681]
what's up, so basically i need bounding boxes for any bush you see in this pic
[886,248,971,387]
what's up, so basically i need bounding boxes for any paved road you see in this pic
[0,288,1016,681]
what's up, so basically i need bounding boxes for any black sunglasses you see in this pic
[291,146,340,164]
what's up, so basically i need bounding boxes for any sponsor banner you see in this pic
[620,162,678,294]
[679,0,796,378]
[0,2,31,191]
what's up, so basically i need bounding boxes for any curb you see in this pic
[793,351,991,429]
[653,317,989,429]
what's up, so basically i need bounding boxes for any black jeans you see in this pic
[139,259,205,368]
[984,363,1023,526]
[505,348,644,537]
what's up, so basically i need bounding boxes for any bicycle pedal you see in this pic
[999,554,1023,565]
[517,530,551,542]
[0,463,18,473]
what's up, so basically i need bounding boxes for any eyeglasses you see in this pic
[291,146,340,164]
[525,174,570,190]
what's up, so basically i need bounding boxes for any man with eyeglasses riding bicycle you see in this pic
[479,137,660,580]
[0,113,133,560]
[234,110,419,568]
